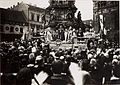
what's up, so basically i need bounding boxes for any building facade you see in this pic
[0,8,28,41]
[11,2,50,38]
[93,1,119,44]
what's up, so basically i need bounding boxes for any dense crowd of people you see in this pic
[0,37,120,85]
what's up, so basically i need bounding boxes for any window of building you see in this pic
[10,26,14,32]
[98,2,101,8]
[1,25,3,32]
[68,1,72,5]
[31,13,34,21]
[51,0,55,5]
[59,1,63,5]
[37,15,40,22]
[101,1,106,8]
[20,28,23,33]
[39,16,42,22]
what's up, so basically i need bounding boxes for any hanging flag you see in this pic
[104,28,107,35]
[21,26,28,40]
[34,27,37,34]
[99,14,107,35]
[99,14,104,31]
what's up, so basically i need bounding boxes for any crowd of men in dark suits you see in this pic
[0,38,120,85]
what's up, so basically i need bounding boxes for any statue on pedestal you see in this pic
[77,11,82,23]
[77,11,81,21]
[77,11,85,32]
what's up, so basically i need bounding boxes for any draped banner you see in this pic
[99,15,104,31]
[14,25,20,34]
[99,14,107,36]
[4,24,10,33]
[21,26,28,40]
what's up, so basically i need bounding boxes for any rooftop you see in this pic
[27,4,45,12]
[0,8,27,24]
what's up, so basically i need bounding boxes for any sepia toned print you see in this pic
[0,0,119,85]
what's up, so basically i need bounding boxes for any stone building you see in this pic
[0,8,28,41]
[93,1,119,44]
[11,2,50,38]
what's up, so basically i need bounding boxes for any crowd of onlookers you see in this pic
[0,37,120,85]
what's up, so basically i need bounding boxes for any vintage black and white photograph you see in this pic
[0,0,119,85]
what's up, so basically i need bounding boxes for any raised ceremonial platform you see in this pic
[49,37,89,50]
[50,42,87,50]
[49,35,99,50]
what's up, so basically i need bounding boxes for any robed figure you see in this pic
[46,27,53,42]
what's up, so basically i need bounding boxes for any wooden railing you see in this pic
[73,36,99,44]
